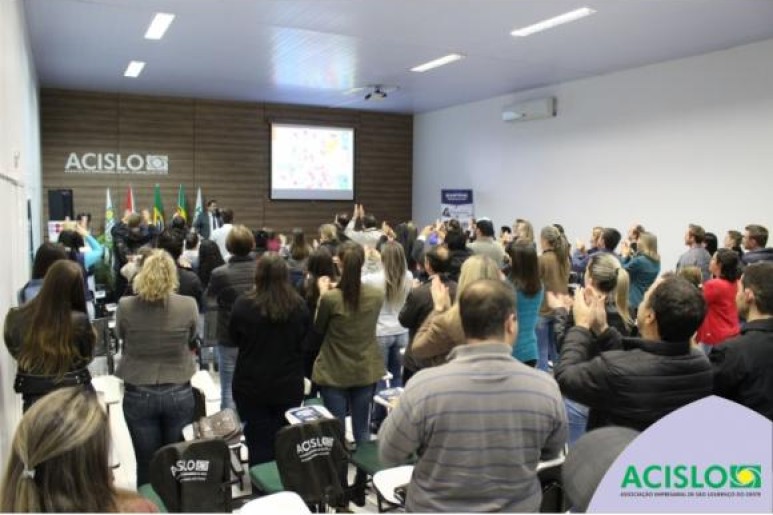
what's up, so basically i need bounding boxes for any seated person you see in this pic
[0,387,156,512]
[379,279,567,512]
[555,276,713,432]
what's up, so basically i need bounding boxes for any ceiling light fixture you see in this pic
[144,12,175,40]
[124,61,146,78]
[511,7,596,37]
[410,53,465,73]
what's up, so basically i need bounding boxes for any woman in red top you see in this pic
[697,248,741,352]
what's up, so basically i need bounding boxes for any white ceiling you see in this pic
[23,0,773,114]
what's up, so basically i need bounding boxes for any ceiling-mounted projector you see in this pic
[502,97,556,122]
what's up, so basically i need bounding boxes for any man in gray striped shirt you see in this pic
[378,279,567,512]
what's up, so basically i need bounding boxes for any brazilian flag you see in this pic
[153,184,165,231]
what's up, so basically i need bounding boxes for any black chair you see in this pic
[146,439,233,513]
[251,418,349,512]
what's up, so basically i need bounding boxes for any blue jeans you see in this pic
[564,398,589,448]
[536,316,557,372]
[320,384,376,445]
[123,383,195,487]
[218,344,239,411]
[377,333,408,388]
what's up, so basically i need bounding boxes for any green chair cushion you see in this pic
[137,483,168,513]
[350,440,384,476]
[249,461,284,494]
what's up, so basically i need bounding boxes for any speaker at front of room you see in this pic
[48,189,74,220]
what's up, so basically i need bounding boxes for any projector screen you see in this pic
[270,123,355,201]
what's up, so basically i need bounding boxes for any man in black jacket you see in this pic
[399,245,457,384]
[710,262,773,420]
[555,276,713,432]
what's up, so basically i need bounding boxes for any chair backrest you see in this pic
[273,418,349,506]
[149,439,232,513]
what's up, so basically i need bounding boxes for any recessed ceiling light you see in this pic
[124,61,146,78]
[511,7,596,37]
[144,12,175,40]
[410,53,465,73]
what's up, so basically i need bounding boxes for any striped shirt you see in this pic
[378,342,567,512]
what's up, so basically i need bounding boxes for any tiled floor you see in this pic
[89,355,393,513]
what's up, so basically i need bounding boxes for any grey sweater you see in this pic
[116,294,198,385]
[378,343,567,512]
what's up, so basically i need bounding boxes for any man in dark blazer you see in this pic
[193,200,222,240]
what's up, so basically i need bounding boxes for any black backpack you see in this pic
[149,439,232,513]
[273,418,349,507]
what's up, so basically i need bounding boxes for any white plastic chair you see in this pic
[240,491,311,514]
[372,464,413,511]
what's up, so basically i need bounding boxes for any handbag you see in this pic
[192,408,242,446]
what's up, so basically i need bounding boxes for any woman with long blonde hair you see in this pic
[621,231,661,314]
[4,260,95,412]
[0,387,156,512]
[411,254,502,365]
[362,242,413,387]
[115,249,198,488]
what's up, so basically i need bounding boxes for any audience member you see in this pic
[742,224,773,265]
[206,225,257,411]
[676,223,712,282]
[704,231,718,257]
[298,248,338,383]
[697,248,741,353]
[513,218,535,246]
[677,265,703,289]
[344,204,383,249]
[379,279,567,512]
[196,239,225,290]
[4,260,95,412]
[0,387,157,512]
[181,231,200,270]
[555,276,713,432]
[112,212,154,297]
[399,245,457,384]
[115,250,198,487]
[467,219,506,268]
[334,211,351,243]
[411,255,501,366]
[571,226,603,279]
[551,253,634,446]
[362,242,412,388]
[313,241,385,505]
[710,262,773,419]
[626,223,645,253]
[445,227,472,282]
[318,223,341,257]
[211,208,235,261]
[156,230,203,309]
[507,241,543,367]
[287,227,312,288]
[621,231,661,313]
[229,253,310,465]
[17,242,67,305]
[57,224,103,273]
[724,229,744,260]
[536,225,570,371]
[193,199,221,240]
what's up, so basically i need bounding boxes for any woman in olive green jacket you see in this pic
[312,241,385,446]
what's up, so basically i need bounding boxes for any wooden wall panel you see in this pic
[40,89,413,242]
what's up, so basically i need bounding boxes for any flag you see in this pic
[104,188,115,244]
[104,188,115,268]
[124,185,136,214]
[153,184,165,231]
[176,184,188,222]
[194,187,203,223]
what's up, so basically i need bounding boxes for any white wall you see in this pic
[0,0,41,466]
[414,38,773,270]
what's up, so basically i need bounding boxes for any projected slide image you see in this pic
[271,124,354,200]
